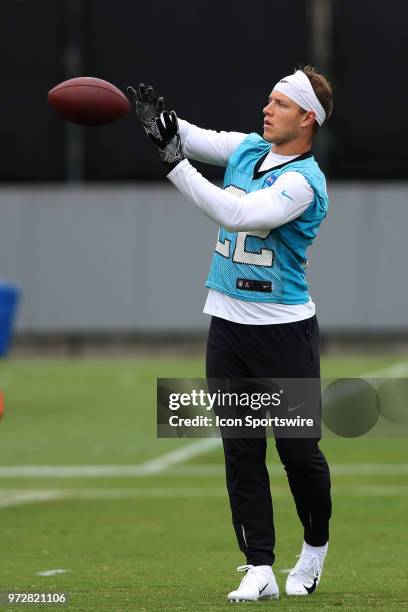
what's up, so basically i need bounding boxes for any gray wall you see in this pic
[0,183,407,333]
[308,183,407,330]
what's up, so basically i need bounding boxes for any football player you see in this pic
[128,65,333,601]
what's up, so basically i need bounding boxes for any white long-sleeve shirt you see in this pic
[167,119,316,324]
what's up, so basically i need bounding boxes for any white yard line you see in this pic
[361,361,408,378]
[1,483,408,509]
[1,463,408,478]
[349,485,408,495]
[0,490,63,508]
[0,488,228,507]
[328,464,408,475]
[138,438,221,473]
[155,463,408,476]
[0,439,221,478]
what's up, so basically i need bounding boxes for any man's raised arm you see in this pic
[145,110,313,231]
[178,118,247,167]
[127,83,247,167]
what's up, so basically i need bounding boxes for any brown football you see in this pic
[48,77,131,126]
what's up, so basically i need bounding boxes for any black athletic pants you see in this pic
[206,315,332,566]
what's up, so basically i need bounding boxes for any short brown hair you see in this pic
[296,65,333,134]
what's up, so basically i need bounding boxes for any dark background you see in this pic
[1,0,407,182]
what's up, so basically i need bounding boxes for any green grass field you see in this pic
[0,355,407,611]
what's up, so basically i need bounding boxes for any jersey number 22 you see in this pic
[215,229,274,267]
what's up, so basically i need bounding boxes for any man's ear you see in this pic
[301,111,316,128]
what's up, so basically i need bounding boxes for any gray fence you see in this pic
[0,183,407,333]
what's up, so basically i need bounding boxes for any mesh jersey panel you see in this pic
[205,133,329,304]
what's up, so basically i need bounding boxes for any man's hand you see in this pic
[126,83,164,138]
[150,110,185,172]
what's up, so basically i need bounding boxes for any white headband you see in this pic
[273,70,326,126]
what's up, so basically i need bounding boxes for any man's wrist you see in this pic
[164,157,183,173]
[166,158,189,177]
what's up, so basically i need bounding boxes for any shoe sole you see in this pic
[229,594,279,602]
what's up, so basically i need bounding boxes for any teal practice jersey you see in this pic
[205,133,329,304]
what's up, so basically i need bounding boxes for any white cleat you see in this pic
[285,549,326,596]
[227,564,279,602]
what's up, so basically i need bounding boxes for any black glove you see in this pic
[126,83,164,138]
[149,110,185,172]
